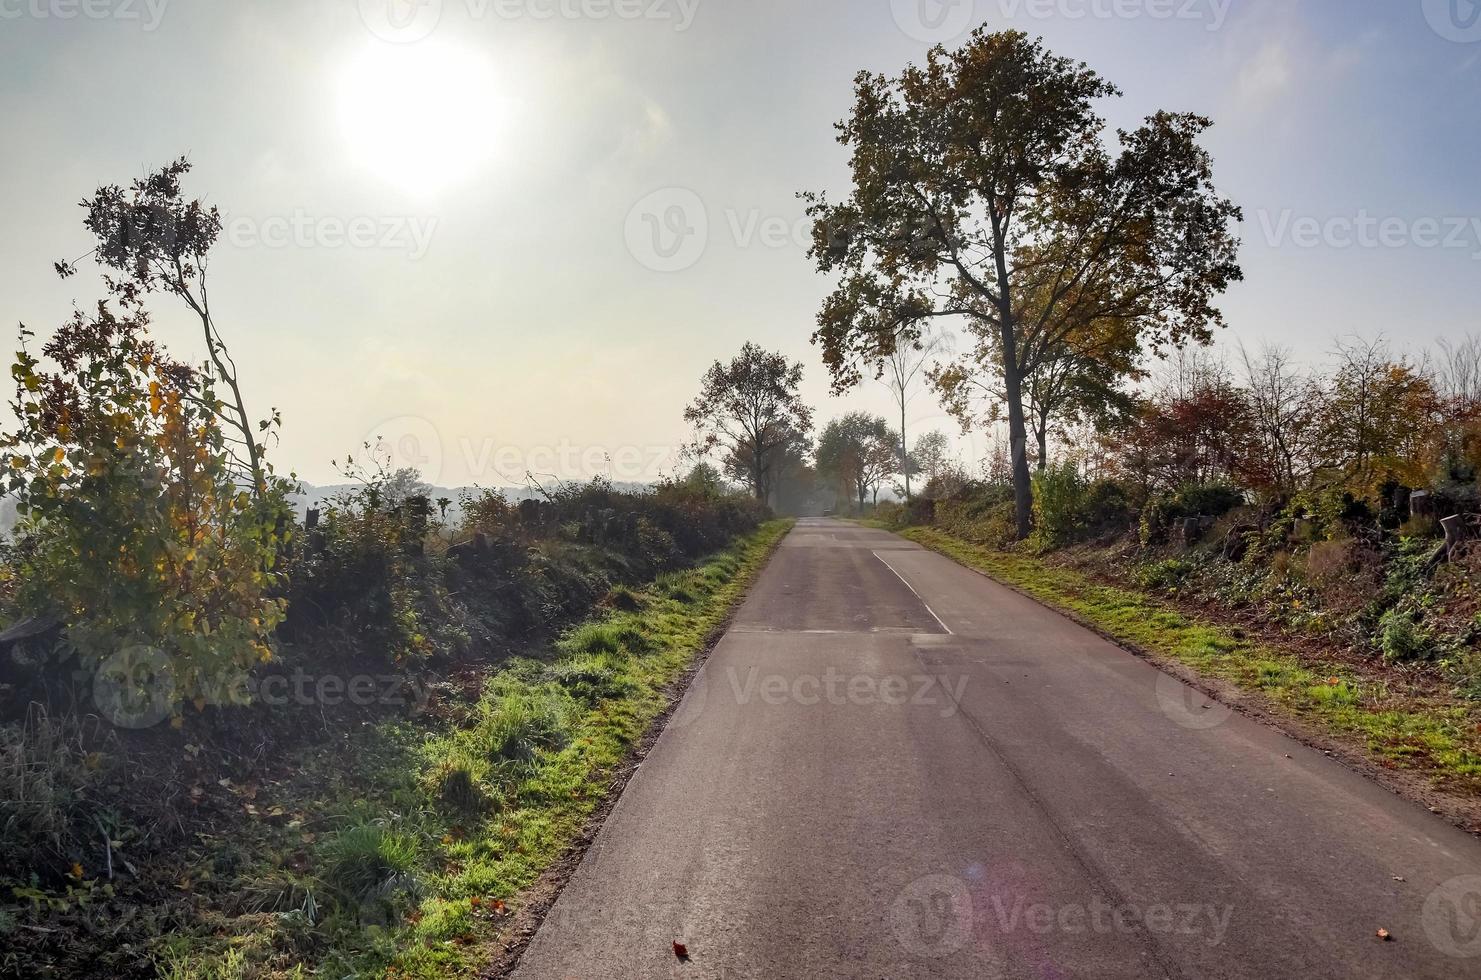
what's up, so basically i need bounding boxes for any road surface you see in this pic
[511,519,1481,979]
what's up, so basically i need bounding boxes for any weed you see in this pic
[475,687,578,775]
[564,622,622,656]
[431,755,485,813]
[542,658,635,706]
[1379,609,1434,664]
[319,822,422,904]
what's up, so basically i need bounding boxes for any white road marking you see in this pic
[730,627,925,635]
[872,552,955,636]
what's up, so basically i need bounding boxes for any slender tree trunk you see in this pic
[901,400,911,501]
[1000,326,1033,540]
[1035,412,1049,473]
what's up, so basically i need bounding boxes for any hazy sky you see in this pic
[2,0,1480,485]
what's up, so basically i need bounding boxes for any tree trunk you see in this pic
[1035,418,1048,473]
[901,401,911,501]
[1000,326,1033,540]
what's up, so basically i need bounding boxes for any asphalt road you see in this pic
[511,519,1481,979]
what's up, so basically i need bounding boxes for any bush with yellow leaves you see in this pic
[1,303,288,722]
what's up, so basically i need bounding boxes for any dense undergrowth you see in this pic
[0,470,783,979]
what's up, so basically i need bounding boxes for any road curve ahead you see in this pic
[511,519,1481,979]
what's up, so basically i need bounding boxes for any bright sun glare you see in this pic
[336,41,507,197]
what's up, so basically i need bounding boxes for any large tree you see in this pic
[684,343,814,501]
[804,29,1243,539]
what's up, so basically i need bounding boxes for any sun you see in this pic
[336,40,508,197]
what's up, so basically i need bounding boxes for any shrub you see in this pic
[1080,479,1136,534]
[1379,609,1434,664]
[1138,558,1197,592]
[1031,462,1086,549]
[868,500,905,527]
[2,310,287,716]
[1140,483,1245,545]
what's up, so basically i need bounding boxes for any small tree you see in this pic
[878,333,944,500]
[1236,344,1326,503]
[1318,337,1442,496]
[59,158,277,500]
[912,430,953,490]
[684,343,814,501]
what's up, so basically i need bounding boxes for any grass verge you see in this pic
[900,527,1481,803]
[155,519,792,980]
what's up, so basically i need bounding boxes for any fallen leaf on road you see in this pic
[1376,928,1392,941]
[672,941,689,961]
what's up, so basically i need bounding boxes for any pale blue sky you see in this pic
[1,0,1479,484]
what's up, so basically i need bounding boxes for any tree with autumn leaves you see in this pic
[3,165,291,721]
[805,29,1243,540]
[684,343,814,503]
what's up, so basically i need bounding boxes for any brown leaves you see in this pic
[672,940,690,961]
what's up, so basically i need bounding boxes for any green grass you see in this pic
[901,527,1481,794]
[157,519,792,980]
